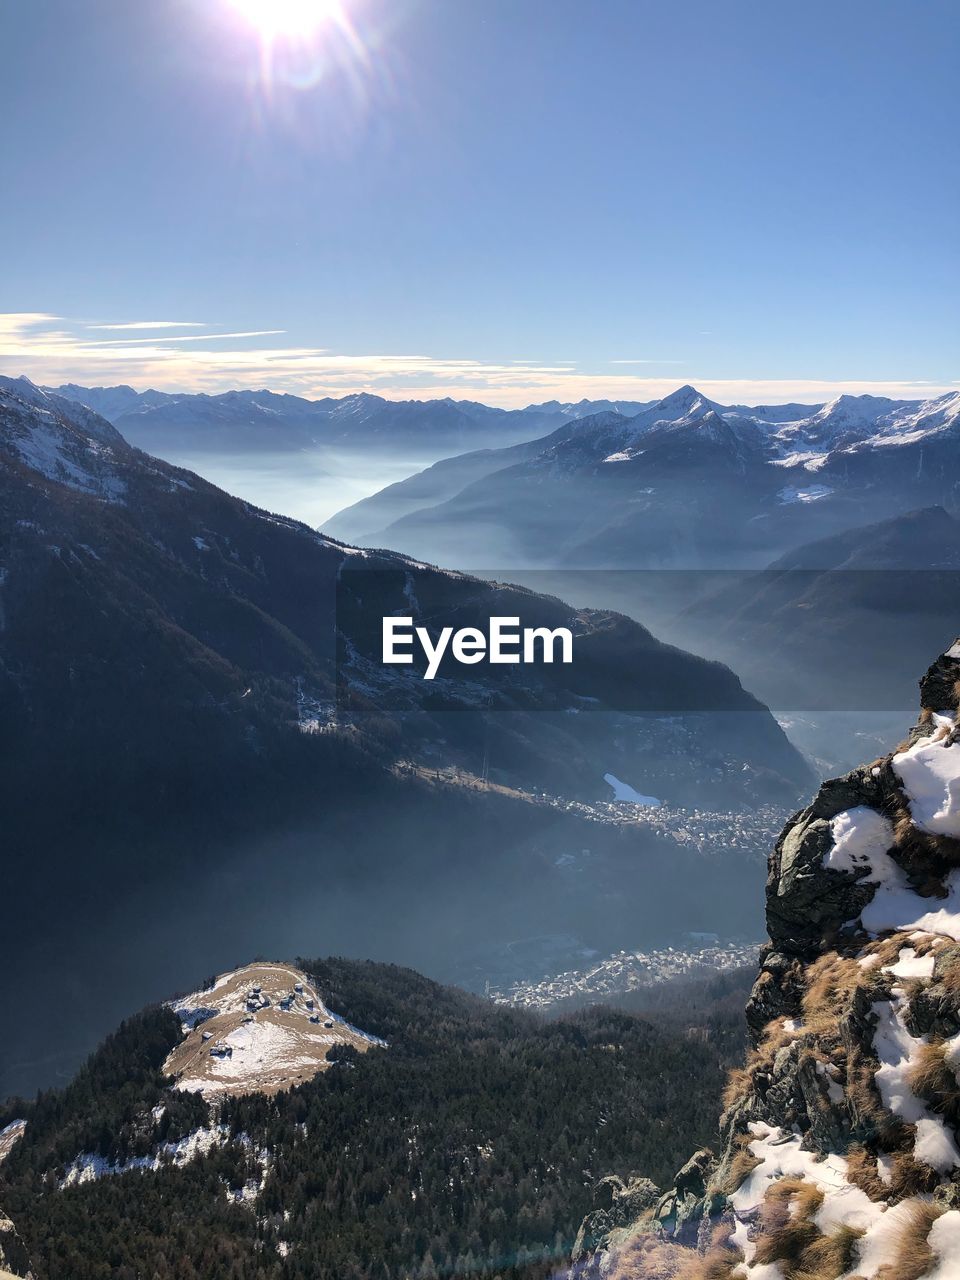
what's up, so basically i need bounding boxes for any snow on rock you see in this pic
[893,717,960,839]
[881,946,936,979]
[871,994,960,1173]
[823,807,960,941]
[602,773,660,806]
[0,1121,26,1166]
[730,1123,883,1269]
[824,806,896,879]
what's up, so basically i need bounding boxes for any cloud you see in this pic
[93,330,287,345]
[0,312,956,410]
[84,321,208,331]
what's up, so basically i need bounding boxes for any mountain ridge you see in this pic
[326,383,960,569]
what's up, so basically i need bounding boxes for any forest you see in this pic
[0,957,749,1280]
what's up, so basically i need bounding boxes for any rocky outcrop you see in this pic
[572,1175,662,1262]
[0,1211,32,1279]
[578,641,960,1279]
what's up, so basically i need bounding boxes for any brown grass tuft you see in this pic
[742,1176,866,1280]
[801,952,868,1039]
[604,1234,688,1280]
[876,1200,945,1280]
[844,1144,889,1201]
[907,1040,960,1128]
[885,1149,940,1199]
[715,1133,762,1197]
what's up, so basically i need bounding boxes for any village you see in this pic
[488,938,760,1013]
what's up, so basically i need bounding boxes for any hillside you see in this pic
[0,957,746,1280]
[574,639,960,1279]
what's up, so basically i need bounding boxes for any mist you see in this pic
[146,445,447,530]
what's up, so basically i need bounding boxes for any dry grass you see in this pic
[673,1253,740,1280]
[714,1133,762,1197]
[801,951,870,1039]
[721,1066,752,1113]
[603,1224,741,1280]
[876,1200,945,1280]
[934,944,960,994]
[884,1148,940,1200]
[603,1234,688,1280]
[908,1040,960,1128]
[844,1144,890,1202]
[748,1178,863,1279]
[891,799,960,874]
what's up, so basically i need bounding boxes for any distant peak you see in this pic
[656,384,704,411]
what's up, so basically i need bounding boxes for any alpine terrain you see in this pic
[572,640,960,1279]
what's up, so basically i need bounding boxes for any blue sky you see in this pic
[1,0,957,406]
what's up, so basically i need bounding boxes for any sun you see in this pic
[228,0,343,41]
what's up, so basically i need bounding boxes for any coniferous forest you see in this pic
[0,959,748,1280]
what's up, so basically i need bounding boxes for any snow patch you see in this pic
[602,773,660,806]
[893,719,960,839]
[824,807,960,941]
[872,994,960,1172]
[776,483,834,505]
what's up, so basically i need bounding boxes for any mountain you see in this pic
[663,506,960,712]
[573,640,960,1279]
[0,374,812,1094]
[0,956,747,1280]
[46,383,658,456]
[326,384,960,569]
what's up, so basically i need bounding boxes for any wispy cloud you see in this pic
[0,312,956,409]
[93,330,287,346]
[84,321,208,331]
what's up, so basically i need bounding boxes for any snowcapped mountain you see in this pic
[327,384,960,569]
[574,640,960,1280]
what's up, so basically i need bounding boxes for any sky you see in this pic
[1,0,958,407]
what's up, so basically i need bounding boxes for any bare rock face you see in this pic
[577,641,960,1279]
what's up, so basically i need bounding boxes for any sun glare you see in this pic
[228,0,343,41]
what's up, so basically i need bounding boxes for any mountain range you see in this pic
[0,374,809,1094]
[326,383,960,569]
[46,382,659,455]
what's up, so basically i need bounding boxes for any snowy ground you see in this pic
[165,962,385,1099]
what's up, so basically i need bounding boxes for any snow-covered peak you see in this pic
[869,390,960,443]
[651,384,718,418]
[811,392,917,429]
[0,378,128,500]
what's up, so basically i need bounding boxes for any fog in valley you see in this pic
[149,445,445,531]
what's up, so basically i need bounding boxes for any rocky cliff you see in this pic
[576,640,960,1279]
